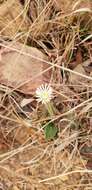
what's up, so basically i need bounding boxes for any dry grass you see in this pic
[0,0,92,189]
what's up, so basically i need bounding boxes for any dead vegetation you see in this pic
[0,0,92,189]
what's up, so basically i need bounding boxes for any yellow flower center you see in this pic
[42,91,49,100]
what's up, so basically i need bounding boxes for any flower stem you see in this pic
[45,102,54,117]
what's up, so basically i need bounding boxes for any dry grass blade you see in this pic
[72,7,92,13]
[80,34,92,44]
[39,169,92,183]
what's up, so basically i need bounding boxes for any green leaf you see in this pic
[44,122,58,140]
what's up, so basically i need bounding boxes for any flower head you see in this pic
[36,84,53,104]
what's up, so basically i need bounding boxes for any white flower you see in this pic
[36,84,53,104]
